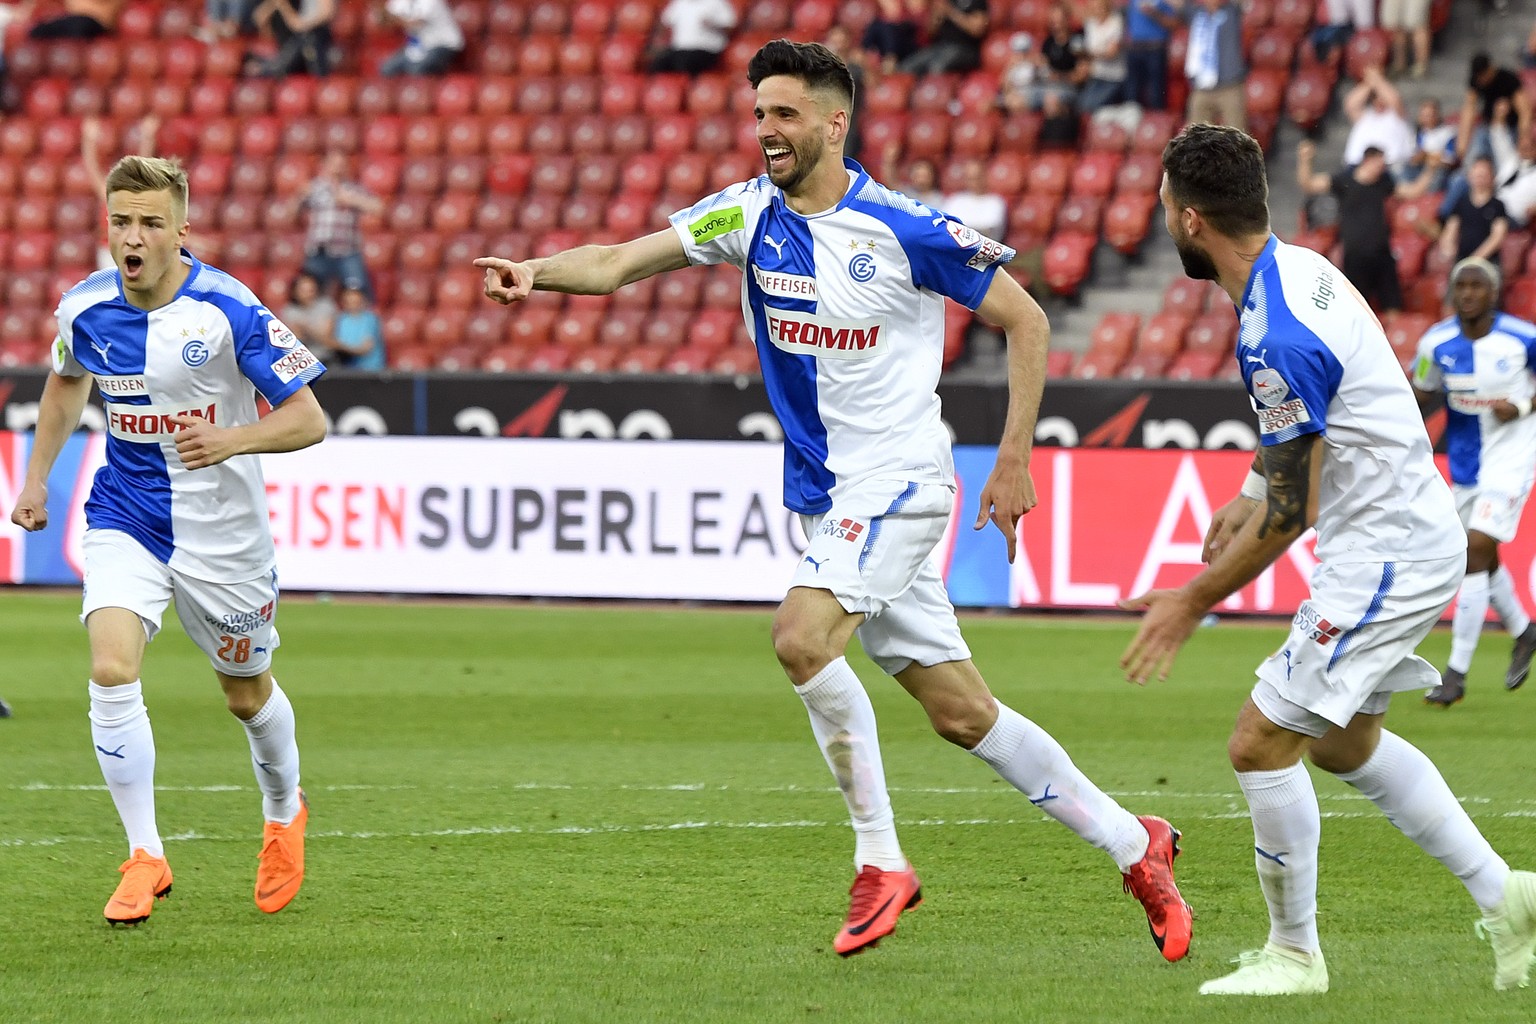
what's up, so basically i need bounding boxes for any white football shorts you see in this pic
[792,478,970,675]
[81,528,282,677]
[1251,554,1464,737]
[1454,482,1530,545]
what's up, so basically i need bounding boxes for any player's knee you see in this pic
[772,621,834,682]
[1226,731,1268,772]
[926,693,996,748]
[89,656,140,688]
[222,683,266,719]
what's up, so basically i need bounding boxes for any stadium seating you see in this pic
[0,0,1473,379]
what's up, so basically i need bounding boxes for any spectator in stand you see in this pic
[377,0,462,76]
[331,287,385,370]
[1497,134,1536,228]
[1298,140,1440,314]
[281,272,337,362]
[860,0,927,74]
[0,2,36,81]
[941,158,1007,242]
[1124,0,1179,112]
[1410,98,1459,192]
[1381,0,1432,79]
[293,149,381,299]
[1037,89,1082,149]
[196,0,243,42]
[646,0,736,75]
[1439,157,1510,272]
[880,143,944,207]
[1078,0,1126,113]
[1525,20,1536,69]
[1313,0,1371,60]
[250,0,335,77]
[997,32,1036,113]
[28,0,118,39]
[82,114,158,271]
[1182,0,1246,133]
[1029,2,1085,110]
[1341,66,1417,178]
[899,0,988,76]
[1458,53,1530,167]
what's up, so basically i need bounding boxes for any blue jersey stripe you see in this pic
[748,202,834,513]
[1328,562,1396,670]
[857,482,919,572]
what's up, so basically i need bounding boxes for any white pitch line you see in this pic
[8,809,1536,849]
[10,780,1506,806]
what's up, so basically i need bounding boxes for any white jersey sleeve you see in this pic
[668,178,775,269]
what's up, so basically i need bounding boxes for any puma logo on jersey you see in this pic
[90,339,113,366]
[762,235,787,258]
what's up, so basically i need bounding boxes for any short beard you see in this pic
[1174,237,1220,282]
[768,138,821,193]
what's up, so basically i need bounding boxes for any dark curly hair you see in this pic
[1162,123,1270,237]
[746,38,855,106]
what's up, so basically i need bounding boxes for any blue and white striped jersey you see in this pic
[1235,236,1462,563]
[52,251,325,582]
[669,159,1015,514]
[1412,312,1536,492]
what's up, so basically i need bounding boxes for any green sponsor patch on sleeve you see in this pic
[688,206,745,244]
[1413,354,1431,382]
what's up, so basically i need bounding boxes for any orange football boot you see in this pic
[104,849,173,925]
[1122,815,1193,962]
[255,789,308,913]
[834,863,923,956]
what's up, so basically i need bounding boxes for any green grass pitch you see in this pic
[2,590,1534,1023]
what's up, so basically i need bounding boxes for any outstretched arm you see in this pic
[475,229,692,303]
[1120,433,1324,683]
[972,270,1048,563]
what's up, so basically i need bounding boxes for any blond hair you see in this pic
[104,156,189,221]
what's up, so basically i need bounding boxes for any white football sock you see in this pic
[1489,564,1532,637]
[241,680,302,824]
[88,680,163,859]
[797,657,905,871]
[1336,730,1509,912]
[971,703,1149,871]
[1237,763,1321,954]
[1448,570,1491,673]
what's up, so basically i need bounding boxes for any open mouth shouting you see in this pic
[122,254,144,280]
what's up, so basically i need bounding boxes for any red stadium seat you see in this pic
[1085,119,1130,154]
[66,82,106,117]
[1102,193,1159,255]
[864,74,914,116]
[1285,70,1333,131]
[642,74,688,116]
[442,116,485,157]
[1041,233,1096,296]
[1390,231,1430,280]
[606,193,653,236]
[1136,313,1191,359]
[649,114,694,154]
[558,76,600,116]
[1248,27,1298,71]
[951,114,999,158]
[557,36,599,77]
[1162,277,1211,317]
[613,0,656,35]
[1166,350,1226,380]
[904,114,950,159]
[1071,347,1126,380]
[228,159,271,196]
[656,272,702,311]
[149,81,187,118]
[484,116,528,156]
[1008,193,1056,243]
[1057,195,1104,235]
[445,157,486,194]
[1132,112,1179,154]
[530,156,575,196]
[597,33,645,73]
[526,117,568,154]
[576,155,621,197]
[1246,69,1286,117]
[1344,29,1391,81]
[609,115,650,156]
[693,115,735,154]
[1089,312,1141,358]
[1073,152,1121,198]
[1027,152,1074,196]
[403,118,443,156]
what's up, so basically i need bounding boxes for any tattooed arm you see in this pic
[1120,434,1323,683]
